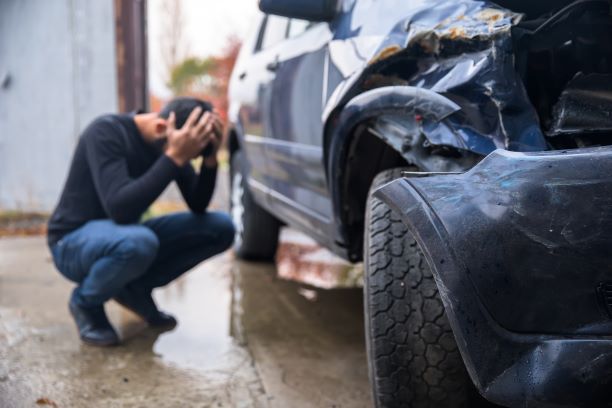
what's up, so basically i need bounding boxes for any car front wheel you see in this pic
[364,168,474,408]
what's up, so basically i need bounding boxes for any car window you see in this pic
[287,19,312,39]
[259,15,289,51]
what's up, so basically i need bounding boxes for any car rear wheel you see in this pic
[364,168,473,408]
[230,151,280,260]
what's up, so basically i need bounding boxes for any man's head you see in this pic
[159,97,213,129]
[135,97,213,145]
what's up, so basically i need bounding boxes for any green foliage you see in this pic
[168,57,217,95]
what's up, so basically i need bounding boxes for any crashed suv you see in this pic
[227,0,612,406]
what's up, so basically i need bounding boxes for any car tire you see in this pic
[364,168,473,408]
[230,151,280,261]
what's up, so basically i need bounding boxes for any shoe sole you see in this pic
[80,336,120,347]
[149,320,177,331]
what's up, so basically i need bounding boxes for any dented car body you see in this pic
[376,149,612,406]
[229,0,612,405]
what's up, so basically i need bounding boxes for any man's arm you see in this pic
[86,108,213,223]
[175,161,218,213]
[175,112,223,213]
[85,119,179,224]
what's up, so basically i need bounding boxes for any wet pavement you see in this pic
[0,231,371,407]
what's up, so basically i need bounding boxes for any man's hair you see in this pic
[159,97,213,128]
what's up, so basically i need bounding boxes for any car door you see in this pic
[262,19,336,243]
[230,14,290,203]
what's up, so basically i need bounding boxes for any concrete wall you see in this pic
[0,0,118,212]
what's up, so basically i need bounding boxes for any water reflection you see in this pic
[139,229,371,406]
[152,257,238,371]
[276,228,363,289]
[0,231,371,407]
[228,258,371,407]
[146,228,365,371]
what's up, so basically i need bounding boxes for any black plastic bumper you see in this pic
[375,147,612,407]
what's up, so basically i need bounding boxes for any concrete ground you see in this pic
[0,232,371,407]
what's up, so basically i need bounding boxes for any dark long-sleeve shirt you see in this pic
[47,113,217,246]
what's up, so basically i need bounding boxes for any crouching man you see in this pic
[47,97,235,346]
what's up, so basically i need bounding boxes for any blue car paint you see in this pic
[228,1,612,406]
[229,0,552,255]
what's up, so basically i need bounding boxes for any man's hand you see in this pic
[165,107,218,167]
[202,112,224,168]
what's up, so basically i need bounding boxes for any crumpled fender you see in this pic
[323,0,549,158]
[326,85,475,248]
[326,85,462,171]
[374,147,612,406]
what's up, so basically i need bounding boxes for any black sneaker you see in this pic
[69,298,119,347]
[114,286,177,329]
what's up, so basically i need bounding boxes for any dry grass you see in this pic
[0,211,48,237]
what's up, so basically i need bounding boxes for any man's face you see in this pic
[149,117,170,150]
[152,136,168,151]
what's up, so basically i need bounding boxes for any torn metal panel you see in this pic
[328,86,482,172]
[325,0,548,158]
[400,2,521,55]
[375,147,612,406]
[549,73,612,136]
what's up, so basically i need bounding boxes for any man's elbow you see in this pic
[109,212,135,225]
[189,205,206,214]
[187,197,209,214]
[107,202,139,225]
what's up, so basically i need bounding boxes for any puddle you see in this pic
[147,228,364,373]
[0,233,370,407]
[229,258,371,407]
[150,253,239,372]
[276,228,363,289]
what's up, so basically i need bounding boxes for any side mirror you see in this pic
[258,0,339,22]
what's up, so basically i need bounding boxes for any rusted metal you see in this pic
[114,0,149,112]
[367,44,402,66]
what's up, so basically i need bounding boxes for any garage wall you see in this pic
[0,0,119,212]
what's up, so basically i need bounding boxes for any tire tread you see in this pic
[364,168,470,408]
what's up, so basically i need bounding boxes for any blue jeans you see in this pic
[50,212,235,308]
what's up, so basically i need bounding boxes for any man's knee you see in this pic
[115,226,159,265]
[192,212,235,250]
[213,212,235,250]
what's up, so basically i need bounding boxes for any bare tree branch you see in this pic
[158,0,190,88]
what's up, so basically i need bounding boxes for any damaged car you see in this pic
[227,0,612,406]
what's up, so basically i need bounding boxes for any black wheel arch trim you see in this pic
[325,85,478,257]
[374,147,612,407]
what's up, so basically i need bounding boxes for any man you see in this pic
[47,97,235,347]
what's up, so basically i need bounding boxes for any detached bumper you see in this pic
[375,147,612,407]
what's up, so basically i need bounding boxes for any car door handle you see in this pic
[266,58,280,72]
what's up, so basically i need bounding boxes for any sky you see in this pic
[148,0,259,98]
